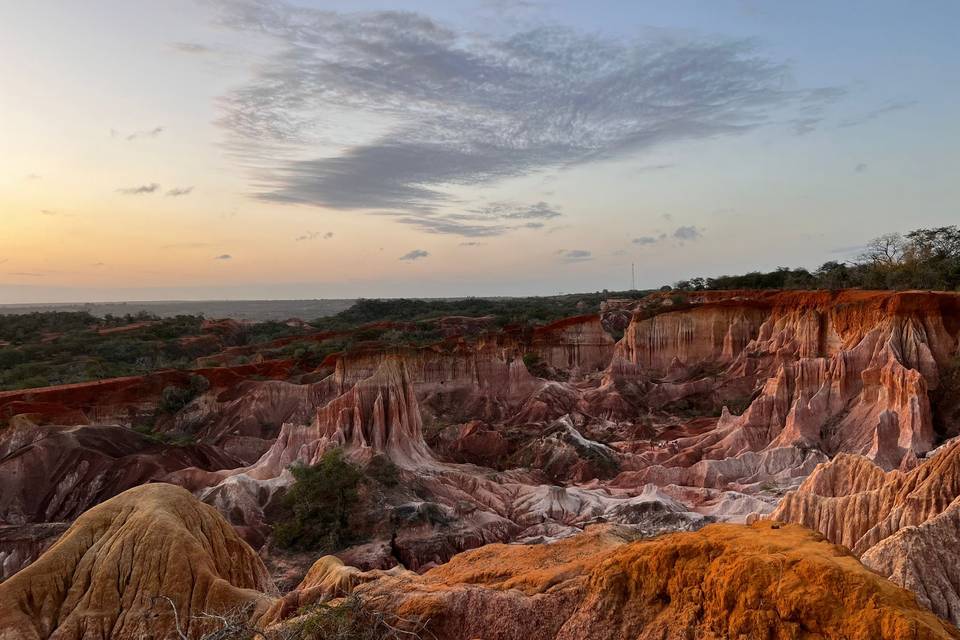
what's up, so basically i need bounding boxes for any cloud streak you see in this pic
[296,231,334,241]
[838,100,917,128]
[631,225,703,247]
[673,225,701,241]
[111,126,164,141]
[211,1,837,236]
[399,249,430,261]
[117,183,160,195]
[166,186,194,196]
[557,249,592,262]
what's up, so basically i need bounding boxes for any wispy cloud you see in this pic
[296,231,334,241]
[388,200,562,236]
[210,1,837,236]
[557,249,592,262]
[214,254,233,260]
[117,183,160,195]
[631,225,702,248]
[633,163,675,173]
[399,249,430,261]
[790,117,821,136]
[854,162,868,173]
[39,209,73,217]
[166,186,194,197]
[460,241,484,246]
[673,225,701,241]
[111,126,165,141]
[839,100,917,128]
[393,216,509,237]
[471,201,562,221]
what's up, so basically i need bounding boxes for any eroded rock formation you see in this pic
[610,290,960,474]
[0,422,239,525]
[772,439,960,624]
[0,484,273,640]
[2,289,960,636]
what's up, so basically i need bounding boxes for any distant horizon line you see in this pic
[0,290,652,308]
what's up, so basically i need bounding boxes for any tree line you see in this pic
[673,226,960,292]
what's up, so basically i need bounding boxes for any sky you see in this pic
[0,0,957,303]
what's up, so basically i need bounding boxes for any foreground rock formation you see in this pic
[351,520,960,640]
[4,485,956,640]
[0,484,273,640]
[772,438,960,625]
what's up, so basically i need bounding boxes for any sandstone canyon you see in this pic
[2,289,960,639]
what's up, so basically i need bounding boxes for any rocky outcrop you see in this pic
[771,440,960,623]
[529,314,616,375]
[0,423,240,525]
[862,498,960,627]
[250,357,433,476]
[617,301,768,376]
[772,440,960,554]
[0,361,295,428]
[0,523,67,580]
[352,521,959,640]
[612,290,960,471]
[174,377,340,461]
[0,484,273,640]
[186,358,442,548]
[260,555,411,626]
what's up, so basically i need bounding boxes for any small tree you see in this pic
[274,449,364,552]
[159,374,210,414]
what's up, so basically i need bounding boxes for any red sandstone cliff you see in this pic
[611,290,960,470]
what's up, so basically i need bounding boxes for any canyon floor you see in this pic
[2,288,960,639]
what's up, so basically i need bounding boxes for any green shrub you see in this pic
[158,374,210,414]
[292,595,423,640]
[273,449,364,552]
[366,454,401,488]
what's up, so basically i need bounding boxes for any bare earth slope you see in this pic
[352,520,960,640]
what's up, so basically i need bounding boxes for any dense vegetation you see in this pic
[673,225,960,292]
[0,308,320,391]
[273,450,404,554]
[310,290,649,330]
[273,449,366,552]
[0,314,206,390]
